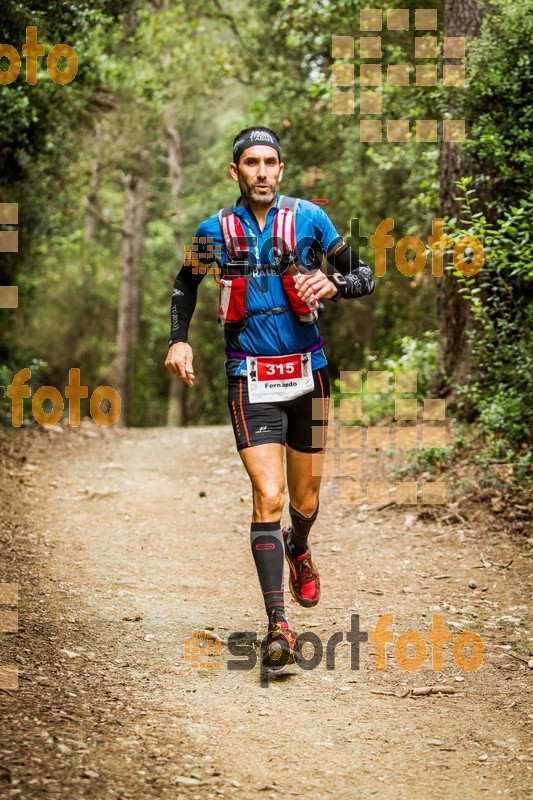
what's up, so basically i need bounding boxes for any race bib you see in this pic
[246,353,314,403]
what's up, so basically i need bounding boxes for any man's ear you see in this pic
[229,162,239,182]
[278,162,284,183]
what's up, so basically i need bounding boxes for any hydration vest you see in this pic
[216,196,319,331]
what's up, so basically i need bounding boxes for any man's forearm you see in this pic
[327,243,375,299]
[168,266,204,345]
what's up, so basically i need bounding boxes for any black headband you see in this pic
[232,129,281,163]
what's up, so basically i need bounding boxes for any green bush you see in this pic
[448,181,532,457]
[331,331,438,424]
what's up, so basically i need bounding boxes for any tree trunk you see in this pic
[84,158,101,242]
[116,172,148,426]
[165,118,187,427]
[430,0,487,411]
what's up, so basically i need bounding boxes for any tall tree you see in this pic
[164,119,187,427]
[430,0,487,408]
[116,168,148,426]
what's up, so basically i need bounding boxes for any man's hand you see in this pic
[165,342,195,387]
[294,270,338,304]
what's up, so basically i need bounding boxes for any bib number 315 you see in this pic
[246,353,314,403]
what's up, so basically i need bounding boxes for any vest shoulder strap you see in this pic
[218,205,235,225]
[219,205,248,259]
[218,197,301,260]
[273,196,299,255]
[277,195,299,215]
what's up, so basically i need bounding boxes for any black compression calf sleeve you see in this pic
[288,503,319,557]
[250,521,285,615]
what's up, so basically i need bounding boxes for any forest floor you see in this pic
[0,421,531,800]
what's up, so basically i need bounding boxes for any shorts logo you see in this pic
[256,425,271,434]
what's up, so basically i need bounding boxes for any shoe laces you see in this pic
[268,611,289,635]
[297,553,317,583]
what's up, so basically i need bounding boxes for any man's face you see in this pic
[230,145,284,206]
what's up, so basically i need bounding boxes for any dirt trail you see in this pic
[0,422,531,800]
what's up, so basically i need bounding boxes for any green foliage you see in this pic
[415,445,452,471]
[462,0,533,195]
[0,1,120,185]
[449,181,532,452]
[368,332,438,400]
[331,331,438,424]
[1,0,530,440]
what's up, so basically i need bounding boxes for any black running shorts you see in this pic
[227,366,330,452]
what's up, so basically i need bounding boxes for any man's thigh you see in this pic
[286,444,325,512]
[227,375,288,450]
[285,366,330,453]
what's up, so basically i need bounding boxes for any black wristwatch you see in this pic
[328,272,348,301]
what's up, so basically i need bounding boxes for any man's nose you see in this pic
[256,161,268,178]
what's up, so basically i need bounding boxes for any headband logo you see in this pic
[249,130,275,143]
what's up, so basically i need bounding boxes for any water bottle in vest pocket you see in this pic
[281,269,320,325]
[218,275,248,330]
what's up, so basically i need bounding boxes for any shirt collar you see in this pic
[233,193,281,217]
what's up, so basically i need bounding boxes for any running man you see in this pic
[165,127,374,668]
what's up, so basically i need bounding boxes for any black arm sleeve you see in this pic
[327,243,375,299]
[168,265,207,346]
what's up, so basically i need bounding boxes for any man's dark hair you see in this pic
[232,127,281,163]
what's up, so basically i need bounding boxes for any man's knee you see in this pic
[253,484,285,516]
[291,500,319,521]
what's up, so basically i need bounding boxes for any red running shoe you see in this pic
[262,610,299,668]
[282,525,322,608]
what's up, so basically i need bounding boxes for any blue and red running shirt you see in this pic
[183,194,342,377]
